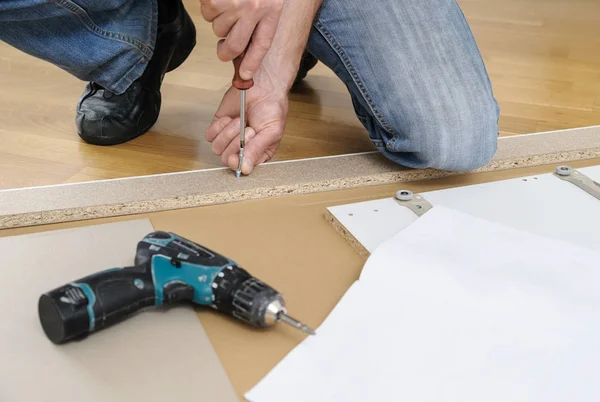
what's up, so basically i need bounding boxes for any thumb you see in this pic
[239,125,282,174]
[214,86,241,120]
[206,86,241,142]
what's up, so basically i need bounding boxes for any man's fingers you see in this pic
[211,10,238,38]
[239,126,282,174]
[205,85,240,142]
[210,118,242,156]
[226,149,263,173]
[200,0,227,22]
[215,86,241,117]
[216,17,257,62]
[222,127,256,167]
[239,16,280,80]
[205,116,232,143]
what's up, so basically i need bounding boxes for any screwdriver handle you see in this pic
[232,49,254,90]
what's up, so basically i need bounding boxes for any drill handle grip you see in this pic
[38,264,157,344]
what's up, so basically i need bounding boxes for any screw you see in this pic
[556,166,573,176]
[396,190,414,201]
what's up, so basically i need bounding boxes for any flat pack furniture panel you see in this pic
[2,127,600,230]
[246,206,600,402]
[0,219,238,402]
[327,165,600,255]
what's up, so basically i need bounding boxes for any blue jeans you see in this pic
[0,0,499,171]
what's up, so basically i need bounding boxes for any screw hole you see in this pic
[348,213,354,216]
[523,179,528,182]
[374,210,379,212]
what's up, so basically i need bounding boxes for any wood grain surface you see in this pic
[1,0,599,190]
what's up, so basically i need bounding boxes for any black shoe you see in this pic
[76,0,196,146]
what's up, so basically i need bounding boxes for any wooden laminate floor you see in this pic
[1,0,599,190]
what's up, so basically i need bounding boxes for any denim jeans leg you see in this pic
[307,0,500,171]
[0,0,157,95]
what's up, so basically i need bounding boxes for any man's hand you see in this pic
[205,0,323,174]
[200,0,284,80]
[205,65,288,175]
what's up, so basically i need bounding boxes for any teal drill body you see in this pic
[137,232,238,307]
[151,254,228,306]
[37,231,308,345]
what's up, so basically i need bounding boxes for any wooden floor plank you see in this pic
[1,0,599,190]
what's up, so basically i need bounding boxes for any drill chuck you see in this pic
[211,265,286,328]
[212,265,314,334]
[231,277,287,327]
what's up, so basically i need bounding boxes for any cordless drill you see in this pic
[38,231,315,344]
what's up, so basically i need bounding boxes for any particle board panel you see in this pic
[327,164,600,257]
[1,160,599,401]
[1,126,600,229]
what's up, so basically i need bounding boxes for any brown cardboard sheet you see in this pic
[4,159,599,400]
[0,219,238,402]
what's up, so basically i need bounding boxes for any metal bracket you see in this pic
[554,166,600,200]
[394,190,433,217]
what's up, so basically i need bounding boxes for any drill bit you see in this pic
[235,89,246,179]
[279,313,317,335]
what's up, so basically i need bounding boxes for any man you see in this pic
[0,0,499,176]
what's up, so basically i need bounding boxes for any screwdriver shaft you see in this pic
[235,89,246,179]
[240,89,246,148]
[232,46,253,178]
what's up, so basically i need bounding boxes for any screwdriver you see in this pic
[232,48,254,178]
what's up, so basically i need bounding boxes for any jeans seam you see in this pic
[49,0,153,60]
[111,56,146,93]
[314,20,395,136]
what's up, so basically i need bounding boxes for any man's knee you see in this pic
[420,104,499,171]
[382,95,500,172]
